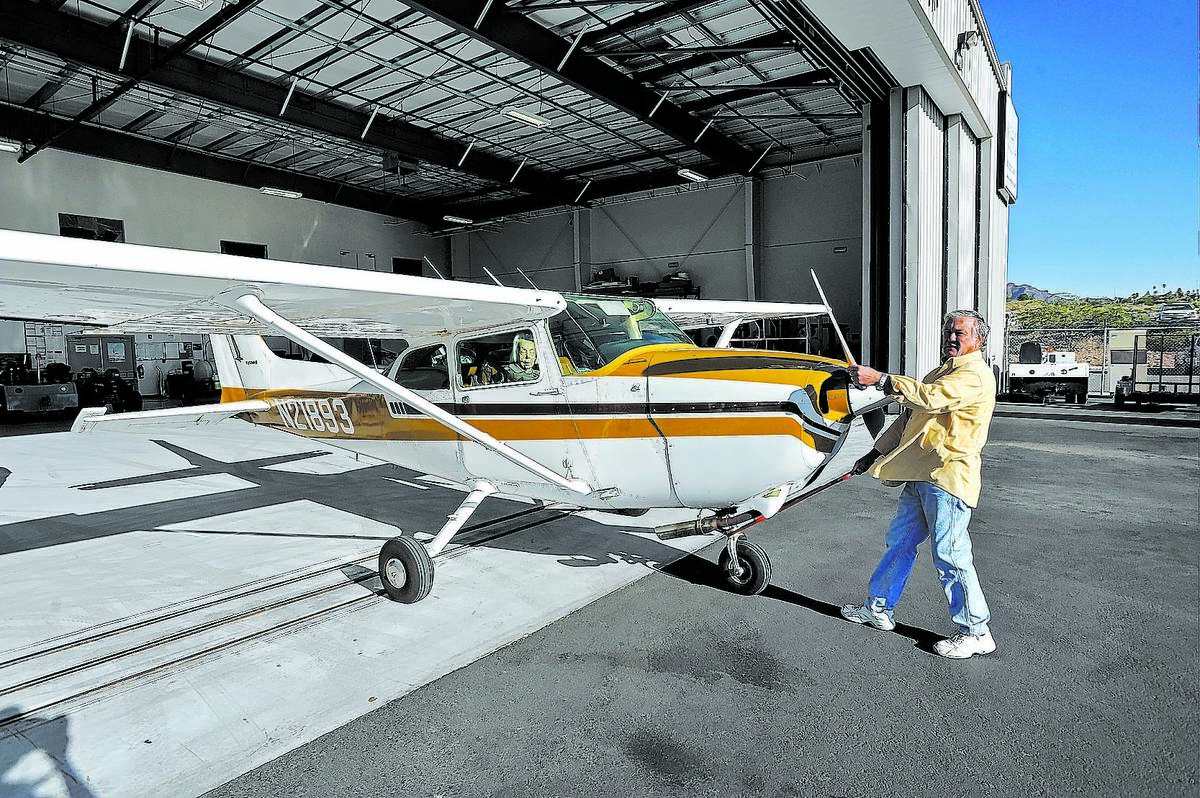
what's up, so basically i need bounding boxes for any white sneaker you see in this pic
[934,631,996,659]
[840,603,896,631]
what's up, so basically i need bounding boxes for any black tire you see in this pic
[1114,392,1125,407]
[717,539,772,595]
[378,536,434,604]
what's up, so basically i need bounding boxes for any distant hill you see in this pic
[1007,283,1069,302]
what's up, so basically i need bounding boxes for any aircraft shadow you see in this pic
[0,707,97,798]
[0,439,719,585]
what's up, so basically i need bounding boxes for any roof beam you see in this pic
[678,70,835,113]
[0,0,583,207]
[576,0,713,50]
[398,0,759,173]
[625,31,794,84]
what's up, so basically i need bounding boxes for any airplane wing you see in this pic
[654,298,829,348]
[654,298,828,330]
[0,229,565,337]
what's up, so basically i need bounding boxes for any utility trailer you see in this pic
[1114,330,1200,407]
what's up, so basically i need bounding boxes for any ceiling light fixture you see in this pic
[677,168,707,182]
[175,0,214,9]
[259,186,303,199]
[503,107,552,129]
[442,215,474,225]
[0,139,22,154]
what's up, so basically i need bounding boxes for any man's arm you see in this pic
[850,363,984,414]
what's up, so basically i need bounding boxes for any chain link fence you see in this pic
[1004,325,1200,397]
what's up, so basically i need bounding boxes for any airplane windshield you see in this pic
[549,294,693,373]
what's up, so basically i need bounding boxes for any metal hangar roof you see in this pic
[0,0,898,230]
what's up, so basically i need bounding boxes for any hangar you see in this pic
[0,0,1016,381]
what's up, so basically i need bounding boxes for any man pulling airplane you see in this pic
[841,310,998,659]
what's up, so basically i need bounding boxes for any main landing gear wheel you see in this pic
[378,536,434,604]
[718,538,772,595]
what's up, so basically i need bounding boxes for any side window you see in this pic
[394,344,449,390]
[457,330,540,388]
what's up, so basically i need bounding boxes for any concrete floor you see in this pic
[1,412,1197,798]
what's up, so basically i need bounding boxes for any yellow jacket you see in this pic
[868,350,996,507]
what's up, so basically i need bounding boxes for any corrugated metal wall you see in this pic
[903,87,947,376]
[886,84,1005,380]
[946,116,980,310]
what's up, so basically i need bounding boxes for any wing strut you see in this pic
[227,292,591,496]
[809,269,856,366]
[715,316,747,348]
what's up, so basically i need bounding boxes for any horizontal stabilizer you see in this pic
[70,400,270,433]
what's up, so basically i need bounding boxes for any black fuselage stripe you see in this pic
[644,357,845,376]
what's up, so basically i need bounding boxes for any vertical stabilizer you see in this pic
[210,334,360,402]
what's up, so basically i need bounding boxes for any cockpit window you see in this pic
[456,329,541,388]
[549,294,692,373]
[394,344,449,390]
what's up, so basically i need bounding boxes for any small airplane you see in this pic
[0,229,890,603]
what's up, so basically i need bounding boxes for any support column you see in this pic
[863,99,891,367]
[572,207,591,292]
[744,177,763,300]
[887,87,905,374]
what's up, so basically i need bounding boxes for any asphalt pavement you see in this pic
[200,415,1199,798]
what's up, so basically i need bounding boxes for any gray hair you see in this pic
[944,309,989,344]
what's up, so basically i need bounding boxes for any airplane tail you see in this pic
[210,334,360,401]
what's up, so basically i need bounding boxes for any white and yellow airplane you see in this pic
[0,229,890,603]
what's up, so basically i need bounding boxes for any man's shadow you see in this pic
[0,706,97,798]
[658,552,944,653]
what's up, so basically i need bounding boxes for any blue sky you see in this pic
[982,1,1198,297]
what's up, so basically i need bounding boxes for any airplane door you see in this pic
[386,343,462,478]
[451,328,582,493]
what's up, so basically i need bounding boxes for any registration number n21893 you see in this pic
[276,397,354,435]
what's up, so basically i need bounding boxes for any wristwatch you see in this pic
[875,374,890,392]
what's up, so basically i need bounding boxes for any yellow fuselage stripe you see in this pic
[223,387,821,449]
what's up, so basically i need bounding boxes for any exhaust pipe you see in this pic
[654,510,760,540]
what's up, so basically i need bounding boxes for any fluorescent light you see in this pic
[175,0,214,8]
[442,215,474,225]
[502,107,552,129]
[259,186,303,199]
[0,139,21,154]
[677,168,707,182]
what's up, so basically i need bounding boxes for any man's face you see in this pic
[515,339,537,370]
[942,317,983,360]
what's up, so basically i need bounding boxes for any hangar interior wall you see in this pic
[452,160,865,345]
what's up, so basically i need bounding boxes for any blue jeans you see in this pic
[866,482,991,635]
